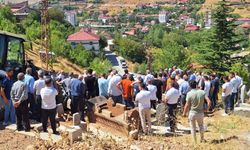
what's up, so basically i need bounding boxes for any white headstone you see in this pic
[240,85,246,103]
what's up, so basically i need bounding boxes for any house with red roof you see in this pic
[67,28,100,51]
[124,28,137,36]
[185,24,200,31]
[240,23,250,28]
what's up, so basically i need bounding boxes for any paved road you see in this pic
[104,48,125,75]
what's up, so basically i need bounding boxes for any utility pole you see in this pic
[40,0,52,70]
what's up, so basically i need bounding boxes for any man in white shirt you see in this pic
[40,78,59,135]
[222,76,233,115]
[164,82,180,132]
[108,70,122,106]
[235,73,243,105]
[203,76,211,97]
[147,78,158,110]
[33,70,45,122]
[229,72,238,111]
[176,74,184,86]
[135,83,151,134]
[144,70,154,85]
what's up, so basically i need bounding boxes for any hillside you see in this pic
[26,42,84,74]
[200,0,250,17]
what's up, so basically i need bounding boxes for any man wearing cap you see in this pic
[33,70,45,122]
[40,78,59,134]
[1,67,15,125]
[11,73,31,131]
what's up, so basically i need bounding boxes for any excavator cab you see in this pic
[0,31,26,79]
[0,31,27,120]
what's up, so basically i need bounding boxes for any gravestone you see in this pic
[88,96,108,109]
[240,85,246,103]
[57,104,64,117]
[156,103,167,126]
[67,98,72,110]
[79,121,87,132]
[73,113,80,126]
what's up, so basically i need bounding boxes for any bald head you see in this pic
[17,73,25,81]
[26,67,32,75]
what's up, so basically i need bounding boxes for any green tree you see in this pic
[25,21,41,41]
[150,32,190,71]
[212,0,239,71]
[190,31,222,72]
[99,36,108,49]
[144,24,169,47]
[0,6,17,32]
[69,44,95,67]
[115,37,146,63]
[90,58,112,75]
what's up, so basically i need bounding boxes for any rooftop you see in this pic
[67,29,100,41]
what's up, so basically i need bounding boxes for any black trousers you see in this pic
[33,95,42,122]
[71,96,85,121]
[41,108,57,133]
[167,103,177,131]
[15,100,30,130]
[28,93,35,114]
[150,100,157,110]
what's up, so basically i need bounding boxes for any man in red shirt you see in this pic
[117,74,134,108]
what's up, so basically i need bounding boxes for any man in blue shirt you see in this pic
[24,68,35,118]
[1,67,15,125]
[69,74,86,121]
[179,75,190,110]
[98,73,108,98]
[210,74,220,111]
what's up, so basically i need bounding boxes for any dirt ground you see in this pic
[0,126,35,150]
[1,110,250,150]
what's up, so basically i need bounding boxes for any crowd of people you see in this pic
[0,66,247,144]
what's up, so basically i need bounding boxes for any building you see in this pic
[124,28,137,36]
[227,18,250,25]
[3,0,40,5]
[9,1,34,21]
[204,10,212,29]
[65,11,77,26]
[98,14,113,24]
[185,24,200,31]
[67,28,100,51]
[240,23,250,28]
[186,18,195,25]
[159,10,168,23]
